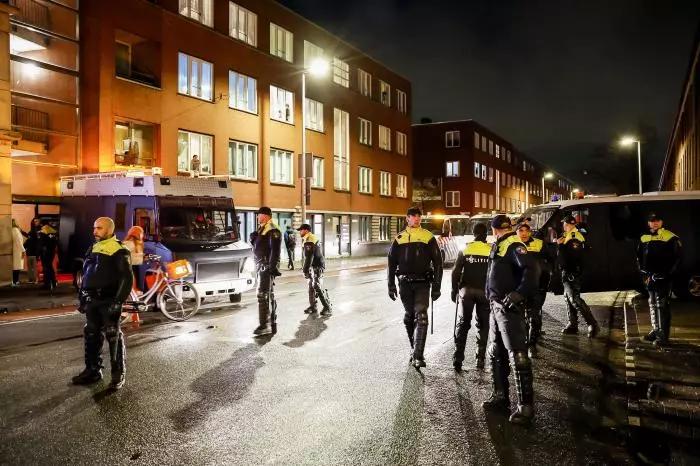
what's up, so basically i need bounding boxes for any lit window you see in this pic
[488,140,494,155]
[114,121,155,167]
[488,167,494,182]
[507,150,512,163]
[446,191,460,208]
[380,80,391,106]
[358,69,371,97]
[379,217,391,241]
[334,108,350,190]
[179,0,213,27]
[380,171,391,196]
[446,161,460,177]
[304,41,324,70]
[228,140,257,180]
[359,166,372,194]
[496,145,500,158]
[270,23,293,62]
[445,130,460,148]
[396,174,407,198]
[397,131,407,155]
[481,164,487,180]
[473,162,480,178]
[305,98,323,132]
[482,192,487,209]
[359,118,372,145]
[178,52,213,101]
[228,70,257,113]
[270,85,294,124]
[229,2,256,46]
[177,130,213,175]
[489,194,494,209]
[397,89,407,114]
[474,191,480,208]
[311,156,324,188]
[270,148,293,184]
[359,216,371,241]
[332,57,349,87]
[474,132,480,149]
[378,125,391,151]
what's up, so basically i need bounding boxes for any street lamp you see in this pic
[620,136,642,194]
[301,57,329,224]
[541,172,553,203]
[572,188,579,200]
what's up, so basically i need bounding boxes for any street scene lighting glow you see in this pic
[308,58,329,76]
[10,34,46,54]
[620,136,638,146]
[543,172,554,179]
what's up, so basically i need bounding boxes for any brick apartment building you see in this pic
[412,120,574,215]
[4,0,413,259]
[660,26,700,191]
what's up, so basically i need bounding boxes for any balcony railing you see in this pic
[10,0,50,31]
[12,105,49,146]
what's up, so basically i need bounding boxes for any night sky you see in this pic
[278,0,700,193]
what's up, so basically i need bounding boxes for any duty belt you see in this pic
[82,290,117,301]
[398,274,431,283]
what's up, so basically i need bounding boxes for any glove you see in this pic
[450,290,457,303]
[431,288,441,301]
[248,231,259,244]
[503,291,524,310]
[77,292,88,314]
[388,286,397,301]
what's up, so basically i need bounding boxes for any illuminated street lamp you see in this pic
[301,58,329,223]
[620,136,642,195]
[571,188,579,200]
[541,172,553,203]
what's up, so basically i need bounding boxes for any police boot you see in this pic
[578,302,598,338]
[510,351,535,425]
[482,356,510,411]
[412,313,428,368]
[106,328,126,390]
[253,300,272,335]
[72,329,104,385]
[561,309,578,334]
[528,345,538,359]
[318,289,332,316]
[452,343,465,371]
[658,294,671,344]
[404,324,415,349]
[475,347,486,370]
[303,305,318,314]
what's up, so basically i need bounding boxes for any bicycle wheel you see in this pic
[157,280,200,321]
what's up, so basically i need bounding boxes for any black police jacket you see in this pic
[452,240,490,292]
[301,232,324,272]
[486,232,537,302]
[558,228,586,274]
[636,228,682,277]
[523,237,553,289]
[80,236,133,302]
[387,226,443,288]
[251,220,282,269]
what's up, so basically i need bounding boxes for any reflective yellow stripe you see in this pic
[92,236,129,256]
[641,228,676,243]
[563,229,585,244]
[497,235,525,257]
[261,220,280,235]
[304,232,319,244]
[395,227,434,245]
[464,241,491,256]
[526,238,543,252]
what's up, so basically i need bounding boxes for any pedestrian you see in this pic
[516,222,551,358]
[190,154,200,177]
[636,212,682,347]
[451,222,491,371]
[72,217,133,390]
[298,223,332,316]
[38,220,58,291]
[123,225,144,291]
[558,215,598,337]
[284,225,297,270]
[482,214,538,425]
[387,206,443,369]
[24,218,41,284]
[11,219,25,286]
[249,206,282,336]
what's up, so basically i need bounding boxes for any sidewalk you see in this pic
[623,293,700,439]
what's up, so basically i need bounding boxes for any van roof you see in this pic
[531,191,700,210]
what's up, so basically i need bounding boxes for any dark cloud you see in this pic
[278,0,700,192]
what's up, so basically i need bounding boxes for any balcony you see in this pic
[10,0,50,31]
[11,105,48,155]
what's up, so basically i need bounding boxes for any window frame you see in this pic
[396,174,407,198]
[270,85,294,124]
[397,89,407,114]
[178,52,214,102]
[229,2,257,46]
[445,130,461,148]
[379,80,391,106]
[228,139,258,180]
[379,171,392,196]
[358,68,371,97]
[378,125,391,151]
[311,156,324,188]
[333,108,350,190]
[446,161,460,178]
[269,147,294,185]
[358,166,372,194]
[179,0,213,27]
[446,191,460,208]
[332,57,349,88]
[359,117,372,146]
[228,70,257,114]
[269,22,293,62]
[396,131,407,155]
[177,129,213,175]
[304,98,324,132]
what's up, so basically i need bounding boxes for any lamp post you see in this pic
[541,172,553,203]
[300,58,329,225]
[620,136,642,194]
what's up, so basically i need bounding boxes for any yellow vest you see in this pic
[92,236,129,256]
[303,232,319,244]
[394,226,434,245]
[562,228,585,244]
[464,240,491,257]
[260,219,280,235]
[525,238,543,253]
[497,234,526,257]
[641,228,676,243]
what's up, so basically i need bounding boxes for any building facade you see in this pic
[412,120,574,215]
[660,27,700,191]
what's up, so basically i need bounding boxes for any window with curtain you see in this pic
[179,0,213,27]
[270,148,293,184]
[177,130,213,175]
[270,85,294,124]
[269,23,293,62]
[229,2,256,46]
[228,140,257,180]
[334,108,350,190]
[228,70,257,113]
[178,52,213,101]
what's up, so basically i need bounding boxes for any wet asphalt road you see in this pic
[0,267,634,465]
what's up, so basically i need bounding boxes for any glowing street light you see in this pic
[619,136,642,194]
[541,172,553,203]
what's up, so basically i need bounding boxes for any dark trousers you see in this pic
[487,301,533,405]
[40,254,56,288]
[647,278,672,341]
[286,246,295,269]
[12,270,20,284]
[131,265,141,290]
[454,287,490,362]
[83,300,125,376]
[307,267,331,309]
[257,268,276,326]
[399,281,431,360]
[562,272,595,327]
[526,290,546,347]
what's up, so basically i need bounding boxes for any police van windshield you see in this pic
[523,206,558,232]
[451,218,469,236]
[420,218,445,235]
[159,207,239,243]
[465,218,490,235]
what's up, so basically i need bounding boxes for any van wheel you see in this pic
[229,293,242,303]
[686,275,700,299]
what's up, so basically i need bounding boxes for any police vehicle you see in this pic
[419,214,470,266]
[59,169,256,303]
[524,191,700,298]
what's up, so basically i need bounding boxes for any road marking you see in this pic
[0,311,79,325]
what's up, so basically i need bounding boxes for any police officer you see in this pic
[72,217,133,390]
[558,215,598,337]
[637,212,682,346]
[515,222,551,358]
[482,215,538,425]
[249,207,282,336]
[451,222,490,371]
[298,223,332,316]
[388,206,442,369]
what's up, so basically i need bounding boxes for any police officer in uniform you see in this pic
[482,215,537,424]
[388,207,442,369]
[249,207,282,336]
[298,223,332,316]
[72,217,133,390]
[558,215,598,337]
[637,212,682,346]
[516,222,551,358]
[451,222,491,371]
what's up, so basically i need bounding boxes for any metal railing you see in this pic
[10,0,50,31]
[11,105,49,145]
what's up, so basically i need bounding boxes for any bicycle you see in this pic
[121,254,200,323]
